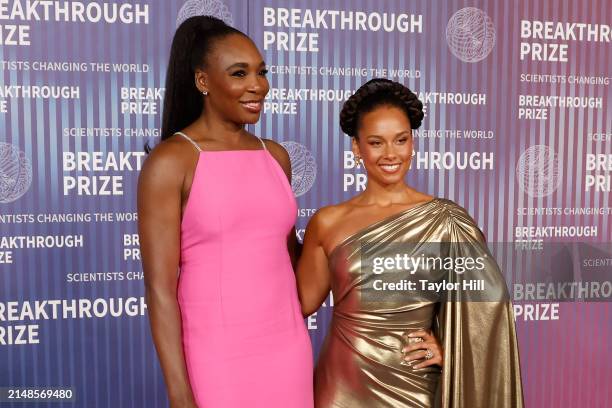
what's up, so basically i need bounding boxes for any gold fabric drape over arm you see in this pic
[434,204,523,408]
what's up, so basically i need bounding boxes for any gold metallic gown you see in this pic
[314,198,523,408]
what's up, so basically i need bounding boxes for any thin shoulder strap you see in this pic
[175,131,202,152]
[257,137,267,151]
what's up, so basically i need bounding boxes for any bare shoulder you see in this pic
[139,137,191,188]
[261,138,291,179]
[308,203,351,235]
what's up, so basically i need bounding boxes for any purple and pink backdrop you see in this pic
[1,1,610,407]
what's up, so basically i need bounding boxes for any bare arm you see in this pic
[137,145,197,407]
[296,211,332,316]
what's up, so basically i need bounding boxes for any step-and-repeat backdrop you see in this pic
[1,1,610,407]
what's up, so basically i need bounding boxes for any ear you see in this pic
[194,68,209,94]
[351,137,361,158]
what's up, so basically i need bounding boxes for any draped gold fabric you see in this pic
[314,198,523,408]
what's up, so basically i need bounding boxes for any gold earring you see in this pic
[354,155,361,169]
[408,149,416,170]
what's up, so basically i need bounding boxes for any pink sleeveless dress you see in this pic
[176,132,313,407]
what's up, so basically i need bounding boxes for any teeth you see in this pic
[380,164,400,172]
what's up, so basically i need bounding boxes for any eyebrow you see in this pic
[365,131,411,138]
[225,61,266,71]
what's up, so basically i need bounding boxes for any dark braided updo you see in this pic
[340,78,424,138]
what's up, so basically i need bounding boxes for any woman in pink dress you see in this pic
[137,16,313,408]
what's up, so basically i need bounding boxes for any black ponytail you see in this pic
[159,16,245,143]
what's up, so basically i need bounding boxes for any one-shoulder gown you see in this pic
[176,132,313,407]
[314,198,523,408]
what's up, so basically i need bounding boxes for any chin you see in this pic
[241,113,261,124]
[371,173,406,186]
[384,176,406,185]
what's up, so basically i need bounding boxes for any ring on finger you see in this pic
[424,348,434,360]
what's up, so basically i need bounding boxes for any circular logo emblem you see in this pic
[0,142,32,203]
[516,145,561,197]
[446,7,496,63]
[280,141,317,198]
[176,0,234,28]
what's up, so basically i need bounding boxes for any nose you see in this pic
[247,75,267,95]
[383,144,399,160]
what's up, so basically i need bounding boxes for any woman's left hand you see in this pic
[401,329,444,369]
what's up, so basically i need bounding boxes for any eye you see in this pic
[259,68,269,76]
[396,138,408,144]
[231,70,247,77]
[369,141,382,146]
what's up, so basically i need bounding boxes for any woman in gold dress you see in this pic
[297,78,523,407]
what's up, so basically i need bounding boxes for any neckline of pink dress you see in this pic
[196,149,267,153]
[180,148,275,229]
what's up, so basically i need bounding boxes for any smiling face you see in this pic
[352,105,414,186]
[196,33,269,125]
